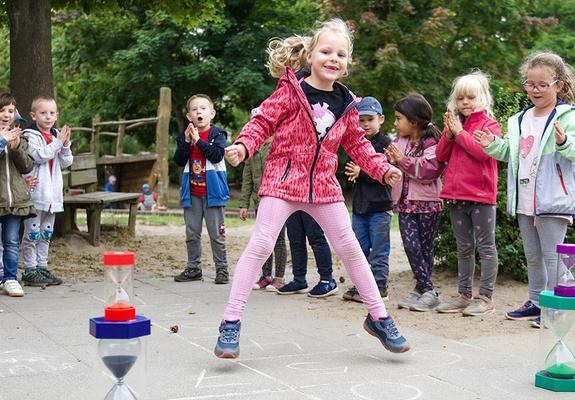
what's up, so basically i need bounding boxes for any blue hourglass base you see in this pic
[104,382,138,400]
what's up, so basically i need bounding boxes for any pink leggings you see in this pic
[223,196,388,321]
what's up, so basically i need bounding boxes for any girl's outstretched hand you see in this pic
[224,144,246,167]
[473,127,495,148]
[0,127,20,142]
[383,165,402,186]
[555,121,567,145]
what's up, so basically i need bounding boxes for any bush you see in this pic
[435,84,532,281]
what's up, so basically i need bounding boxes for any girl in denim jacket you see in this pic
[386,94,445,313]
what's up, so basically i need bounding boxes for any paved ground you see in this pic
[0,274,569,400]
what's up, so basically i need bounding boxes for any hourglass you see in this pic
[90,251,151,399]
[535,244,575,392]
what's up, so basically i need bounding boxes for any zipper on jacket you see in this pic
[281,159,292,182]
[5,149,12,207]
[557,163,569,195]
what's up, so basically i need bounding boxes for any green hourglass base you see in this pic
[536,371,575,392]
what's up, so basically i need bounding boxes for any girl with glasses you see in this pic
[474,51,575,328]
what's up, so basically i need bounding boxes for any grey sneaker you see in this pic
[409,290,440,312]
[462,295,494,316]
[436,294,472,313]
[398,290,421,309]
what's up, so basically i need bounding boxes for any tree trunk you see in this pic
[8,0,53,118]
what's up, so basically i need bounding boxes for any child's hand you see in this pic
[224,144,246,167]
[185,123,199,144]
[387,142,404,163]
[344,161,360,182]
[555,121,567,145]
[24,176,39,190]
[473,127,495,148]
[61,125,71,146]
[383,166,402,186]
[443,112,454,139]
[445,111,463,136]
[1,127,20,142]
[239,208,248,221]
[8,128,21,149]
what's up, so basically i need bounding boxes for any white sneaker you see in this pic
[3,280,24,297]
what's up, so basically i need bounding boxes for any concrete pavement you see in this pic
[0,274,568,400]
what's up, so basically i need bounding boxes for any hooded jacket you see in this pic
[22,124,74,213]
[484,102,575,216]
[173,124,230,207]
[0,135,35,217]
[235,68,391,204]
[436,110,500,204]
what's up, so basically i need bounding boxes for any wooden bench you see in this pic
[59,154,141,246]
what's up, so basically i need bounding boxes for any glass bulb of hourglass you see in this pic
[98,338,141,400]
[544,341,575,379]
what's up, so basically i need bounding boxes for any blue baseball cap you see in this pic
[356,97,383,116]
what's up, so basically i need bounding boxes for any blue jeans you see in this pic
[352,211,391,287]
[285,211,333,283]
[1,214,22,281]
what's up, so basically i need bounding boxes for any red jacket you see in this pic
[436,110,501,204]
[236,68,391,204]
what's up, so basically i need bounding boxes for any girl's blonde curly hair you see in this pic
[521,51,575,105]
[266,18,353,78]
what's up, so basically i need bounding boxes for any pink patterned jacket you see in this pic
[235,68,391,204]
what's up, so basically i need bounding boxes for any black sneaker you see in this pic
[214,269,229,284]
[308,279,338,298]
[38,269,63,286]
[22,270,52,287]
[174,268,202,282]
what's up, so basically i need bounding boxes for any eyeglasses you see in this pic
[522,80,558,92]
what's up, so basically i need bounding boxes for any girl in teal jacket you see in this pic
[474,52,575,327]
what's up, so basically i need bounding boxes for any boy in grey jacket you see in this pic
[21,95,73,286]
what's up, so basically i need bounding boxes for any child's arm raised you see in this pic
[234,83,292,161]
[473,124,510,162]
[9,135,34,175]
[555,119,575,160]
[454,119,501,162]
[394,141,444,182]
[58,125,74,169]
[24,129,65,164]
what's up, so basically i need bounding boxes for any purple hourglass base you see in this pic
[554,285,575,297]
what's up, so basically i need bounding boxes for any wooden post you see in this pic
[91,114,101,157]
[153,87,171,209]
[116,118,125,156]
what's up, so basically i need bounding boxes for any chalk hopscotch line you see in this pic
[0,350,77,378]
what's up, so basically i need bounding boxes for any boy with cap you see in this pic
[343,96,393,302]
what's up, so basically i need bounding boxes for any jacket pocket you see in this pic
[556,163,568,195]
[281,159,292,182]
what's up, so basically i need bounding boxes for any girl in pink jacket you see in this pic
[386,94,445,313]
[435,71,501,317]
[215,18,409,359]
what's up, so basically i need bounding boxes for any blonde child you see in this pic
[475,52,575,328]
[386,94,445,312]
[0,92,35,297]
[21,95,73,286]
[435,71,501,316]
[215,18,409,359]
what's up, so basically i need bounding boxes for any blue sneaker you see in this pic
[277,280,309,295]
[363,314,410,353]
[506,300,541,320]
[530,317,541,329]
[214,320,241,359]
[308,279,338,298]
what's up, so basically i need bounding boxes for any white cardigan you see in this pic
[22,128,73,213]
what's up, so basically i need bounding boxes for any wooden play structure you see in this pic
[59,87,172,245]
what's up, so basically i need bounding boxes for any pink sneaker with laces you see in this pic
[252,276,272,290]
[265,277,285,292]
